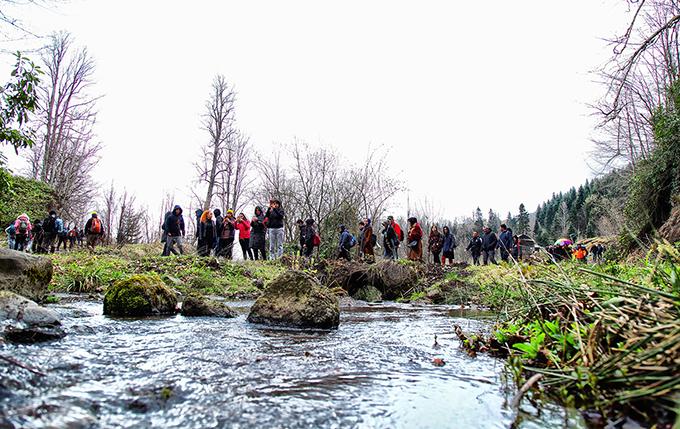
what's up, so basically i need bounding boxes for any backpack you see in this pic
[312,234,321,247]
[17,221,28,235]
[349,234,357,248]
[397,226,404,242]
[91,218,102,234]
[43,216,56,234]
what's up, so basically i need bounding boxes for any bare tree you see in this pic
[27,31,101,222]
[593,0,680,171]
[101,181,116,245]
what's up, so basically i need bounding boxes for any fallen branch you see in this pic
[511,373,543,409]
[0,354,46,376]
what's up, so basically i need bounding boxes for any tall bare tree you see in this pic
[101,181,116,245]
[27,31,100,222]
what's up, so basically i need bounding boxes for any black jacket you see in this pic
[265,206,285,229]
[499,229,513,251]
[166,206,185,237]
[199,220,216,240]
[466,236,483,254]
[481,232,498,251]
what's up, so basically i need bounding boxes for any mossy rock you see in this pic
[352,285,383,302]
[103,274,177,317]
[0,249,53,302]
[181,294,236,318]
[247,270,339,329]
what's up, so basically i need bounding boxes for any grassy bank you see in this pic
[449,244,680,425]
[47,244,286,299]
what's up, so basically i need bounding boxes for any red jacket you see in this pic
[408,223,423,241]
[236,220,251,239]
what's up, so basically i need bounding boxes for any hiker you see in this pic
[573,244,588,263]
[265,199,285,260]
[428,225,443,265]
[406,217,423,262]
[511,235,520,260]
[466,231,483,265]
[250,206,267,260]
[77,227,84,247]
[388,216,404,259]
[195,209,204,252]
[42,210,63,254]
[596,243,605,262]
[498,224,514,262]
[84,212,105,252]
[13,213,32,252]
[163,205,185,256]
[381,220,397,260]
[236,213,253,260]
[31,219,44,253]
[481,227,498,265]
[441,226,457,265]
[5,223,16,250]
[219,210,236,259]
[300,218,318,258]
[57,223,69,251]
[338,224,355,261]
[296,219,305,256]
[68,226,78,249]
[197,210,216,257]
[213,209,224,254]
[361,218,376,262]
[357,221,365,258]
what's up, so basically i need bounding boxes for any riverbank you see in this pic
[34,243,680,426]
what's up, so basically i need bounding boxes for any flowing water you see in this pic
[0,299,586,428]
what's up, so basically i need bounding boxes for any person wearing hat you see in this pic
[218,209,236,259]
[84,211,105,252]
[163,205,185,256]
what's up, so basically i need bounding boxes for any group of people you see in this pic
[4,211,105,253]
[549,242,606,263]
[162,199,290,260]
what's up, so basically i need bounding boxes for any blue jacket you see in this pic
[442,233,457,252]
[499,229,514,251]
[339,230,353,250]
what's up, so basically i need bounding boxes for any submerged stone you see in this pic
[247,270,339,329]
[181,295,236,318]
[0,290,65,343]
[103,274,177,317]
[352,285,383,302]
[0,248,53,302]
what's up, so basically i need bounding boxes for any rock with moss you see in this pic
[0,249,53,302]
[376,260,419,300]
[103,274,177,317]
[181,294,236,318]
[352,285,383,302]
[247,270,339,329]
[0,290,65,343]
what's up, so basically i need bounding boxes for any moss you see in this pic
[103,273,177,317]
[0,172,56,228]
[352,285,383,302]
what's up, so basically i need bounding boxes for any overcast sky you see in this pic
[2,0,630,220]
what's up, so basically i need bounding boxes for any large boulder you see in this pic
[247,271,339,329]
[376,260,419,299]
[103,274,177,317]
[0,249,52,302]
[181,295,236,318]
[0,290,65,343]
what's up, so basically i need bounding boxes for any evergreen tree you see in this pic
[473,207,484,232]
[517,203,530,234]
[487,209,500,231]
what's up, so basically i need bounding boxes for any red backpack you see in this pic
[312,234,321,247]
[91,218,102,234]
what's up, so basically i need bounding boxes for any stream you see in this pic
[0,299,586,428]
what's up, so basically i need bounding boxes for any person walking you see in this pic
[219,210,236,259]
[57,223,69,252]
[428,225,443,265]
[42,210,63,254]
[388,216,404,259]
[441,226,457,265]
[381,220,397,260]
[84,212,105,252]
[498,224,514,262]
[338,224,354,261]
[197,210,216,257]
[296,219,305,256]
[250,206,267,260]
[31,220,44,253]
[236,213,254,260]
[573,244,588,263]
[68,226,78,249]
[213,209,224,255]
[265,199,285,260]
[13,213,32,252]
[406,217,423,262]
[5,223,16,250]
[300,218,317,258]
[163,205,185,256]
[360,218,375,262]
[481,227,498,265]
[466,231,483,265]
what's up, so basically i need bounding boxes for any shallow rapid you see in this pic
[0,299,584,428]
